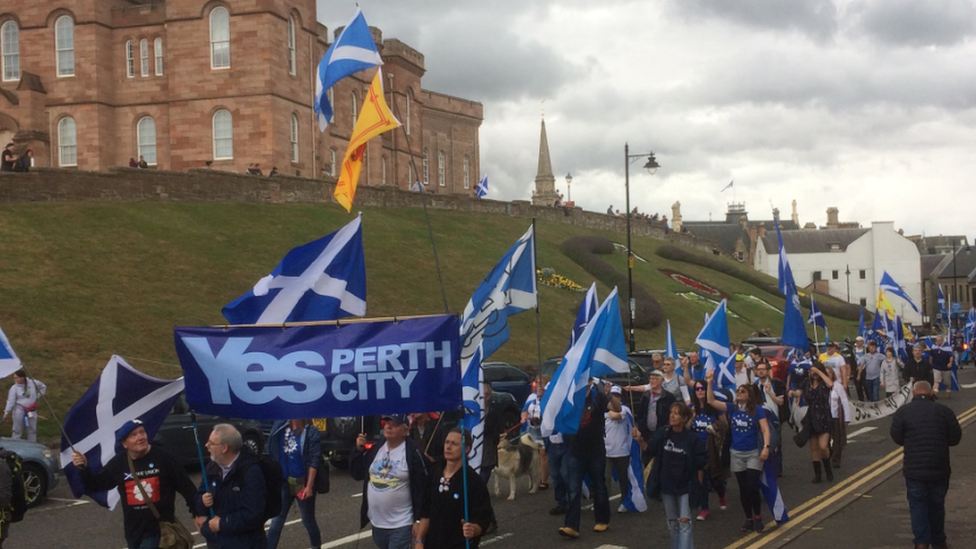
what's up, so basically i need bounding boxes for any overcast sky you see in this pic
[318,0,976,238]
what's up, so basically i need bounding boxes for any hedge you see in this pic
[560,236,664,329]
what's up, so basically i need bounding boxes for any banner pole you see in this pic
[190,411,215,518]
[532,219,543,374]
[461,422,471,549]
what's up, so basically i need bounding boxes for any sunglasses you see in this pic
[694,386,706,391]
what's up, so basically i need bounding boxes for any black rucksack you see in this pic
[249,453,283,522]
[0,450,26,523]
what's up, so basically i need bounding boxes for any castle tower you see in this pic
[531,117,559,206]
[791,199,800,227]
[671,201,683,233]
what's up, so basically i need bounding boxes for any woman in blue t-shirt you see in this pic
[705,370,770,534]
[690,381,728,521]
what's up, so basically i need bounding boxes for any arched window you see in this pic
[137,116,157,165]
[125,40,134,78]
[329,149,336,176]
[55,16,74,76]
[287,16,296,75]
[58,117,77,166]
[154,37,163,75]
[438,151,446,187]
[290,113,299,162]
[351,92,358,126]
[212,109,233,159]
[463,155,470,189]
[209,7,230,69]
[381,156,387,184]
[140,39,149,76]
[405,88,412,135]
[422,148,429,184]
[1,21,19,82]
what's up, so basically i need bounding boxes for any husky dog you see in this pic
[493,435,543,500]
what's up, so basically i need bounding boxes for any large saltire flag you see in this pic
[334,67,401,212]
[775,214,809,351]
[695,300,736,392]
[314,8,383,131]
[460,226,537,468]
[760,459,790,524]
[0,324,23,379]
[879,271,919,313]
[541,287,629,437]
[614,408,648,513]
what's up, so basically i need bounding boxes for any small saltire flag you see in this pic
[565,283,598,354]
[721,180,733,192]
[696,300,736,391]
[460,226,537,468]
[541,287,629,437]
[894,316,908,362]
[665,320,679,360]
[59,356,185,509]
[760,458,790,524]
[0,325,23,379]
[223,215,366,324]
[880,271,919,313]
[775,214,809,352]
[334,67,401,212]
[807,296,826,329]
[475,174,489,198]
[314,8,383,131]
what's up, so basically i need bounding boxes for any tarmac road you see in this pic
[14,366,976,549]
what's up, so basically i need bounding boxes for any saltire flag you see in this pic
[894,316,908,362]
[59,356,185,509]
[540,287,629,437]
[334,68,401,212]
[666,320,682,376]
[966,307,976,344]
[695,300,736,392]
[876,289,897,320]
[858,307,866,341]
[0,325,23,379]
[774,215,809,351]
[222,215,366,324]
[565,283,598,354]
[760,458,790,524]
[932,337,960,392]
[460,226,537,468]
[879,271,919,313]
[613,409,647,513]
[721,180,734,192]
[314,8,383,131]
[869,308,886,346]
[938,286,948,321]
[807,296,826,329]
[475,174,489,198]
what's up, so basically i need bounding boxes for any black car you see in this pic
[740,337,783,348]
[482,361,534,407]
[540,356,650,387]
[153,395,266,468]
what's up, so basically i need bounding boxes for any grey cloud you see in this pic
[850,0,976,47]
[670,0,839,40]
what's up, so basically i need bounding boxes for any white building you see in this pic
[754,221,922,323]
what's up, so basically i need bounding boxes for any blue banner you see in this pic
[174,315,461,419]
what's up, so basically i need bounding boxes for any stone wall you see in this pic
[0,167,724,254]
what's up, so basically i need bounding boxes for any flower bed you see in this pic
[660,269,728,299]
[537,268,586,292]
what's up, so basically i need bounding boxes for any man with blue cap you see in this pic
[72,419,200,549]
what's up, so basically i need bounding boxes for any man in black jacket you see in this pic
[631,370,677,466]
[890,381,962,549]
[903,344,935,386]
[351,414,429,549]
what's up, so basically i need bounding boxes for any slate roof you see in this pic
[936,248,976,280]
[681,222,749,256]
[758,227,869,254]
[921,254,950,279]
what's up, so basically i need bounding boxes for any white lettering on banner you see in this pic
[849,383,913,425]
[182,337,447,405]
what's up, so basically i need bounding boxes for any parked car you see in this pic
[540,356,650,388]
[482,362,533,407]
[754,345,792,383]
[0,438,60,508]
[153,395,266,468]
[740,337,783,348]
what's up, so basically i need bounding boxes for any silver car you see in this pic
[0,438,60,507]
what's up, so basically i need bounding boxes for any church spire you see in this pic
[532,115,558,206]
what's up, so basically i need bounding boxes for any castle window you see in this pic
[58,117,77,166]
[154,38,163,75]
[422,148,429,184]
[405,89,412,135]
[351,92,358,126]
[2,21,20,82]
[463,155,470,189]
[210,7,230,69]
[290,113,299,163]
[329,149,336,176]
[212,109,233,160]
[381,156,387,184]
[137,117,157,165]
[125,40,134,78]
[55,16,74,77]
[287,16,296,76]
[140,39,149,77]
[438,151,445,187]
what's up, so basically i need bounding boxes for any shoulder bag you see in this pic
[127,455,194,549]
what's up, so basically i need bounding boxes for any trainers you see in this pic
[617,504,628,513]
[558,527,579,539]
[740,519,754,532]
[697,510,709,521]
[719,496,728,510]
[754,516,765,533]
[549,506,568,516]
[593,523,609,533]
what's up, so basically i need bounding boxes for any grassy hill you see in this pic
[0,202,858,441]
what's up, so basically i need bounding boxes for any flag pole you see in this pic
[190,411,215,518]
[532,219,543,374]
[460,421,471,549]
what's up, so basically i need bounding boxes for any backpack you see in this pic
[0,450,26,523]
[248,453,283,522]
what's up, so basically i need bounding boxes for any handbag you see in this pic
[127,455,194,549]
[314,454,330,494]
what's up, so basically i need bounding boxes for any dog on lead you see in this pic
[492,435,542,500]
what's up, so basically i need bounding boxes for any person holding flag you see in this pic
[930,335,954,399]
[796,363,835,482]
[690,379,729,522]
[603,385,635,513]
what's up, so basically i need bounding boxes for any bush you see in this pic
[560,236,663,329]
[655,245,862,321]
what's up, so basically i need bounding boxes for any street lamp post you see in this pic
[845,264,851,303]
[624,143,660,352]
[565,173,573,203]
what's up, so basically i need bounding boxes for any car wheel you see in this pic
[22,463,47,508]
[242,433,262,455]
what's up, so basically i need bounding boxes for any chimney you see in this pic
[826,207,839,229]
[791,199,799,227]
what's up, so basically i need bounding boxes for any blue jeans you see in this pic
[699,475,726,511]
[864,377,880,402]
[266,485,322,549]
[548,442,569,509]
[371,524,413,549]
[565,451,610,530]
[662,492,694,549]
[905,477,949,547]
[128,532,160,549]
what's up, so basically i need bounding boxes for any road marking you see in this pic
[583,493,621,510]
[351,492,363,498]
[46,497,89,504]
[845,426,876,438]
[962,382,976,388]
[482,533,514,546]
[320,531,372,549]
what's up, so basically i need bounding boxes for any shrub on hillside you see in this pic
[560,236,663,329]
[655,245,861,321]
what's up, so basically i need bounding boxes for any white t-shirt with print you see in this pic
[366,442,413,528]
[604,405,633,458]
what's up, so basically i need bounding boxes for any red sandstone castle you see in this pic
[0,0,482,194]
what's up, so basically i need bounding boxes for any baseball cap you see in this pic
[116,419,145,444]
[610,385,622,395]
[648,370,665,379]
[381,414,410,425]
[826,341,838,348]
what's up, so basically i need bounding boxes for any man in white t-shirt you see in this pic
[603,385,633,513]
[823,342,849,392]
[351,414,429,549]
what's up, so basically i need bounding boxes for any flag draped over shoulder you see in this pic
[775,215,809,351]
[695,300,736,392]
[879,271,919,313]
[460,226,537,468]
[59,356,185,509]
[222,215,366,324]
[541,288,629,437]
[0,325,23,379]
[314,8,383,131]
[334,68,400,212]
